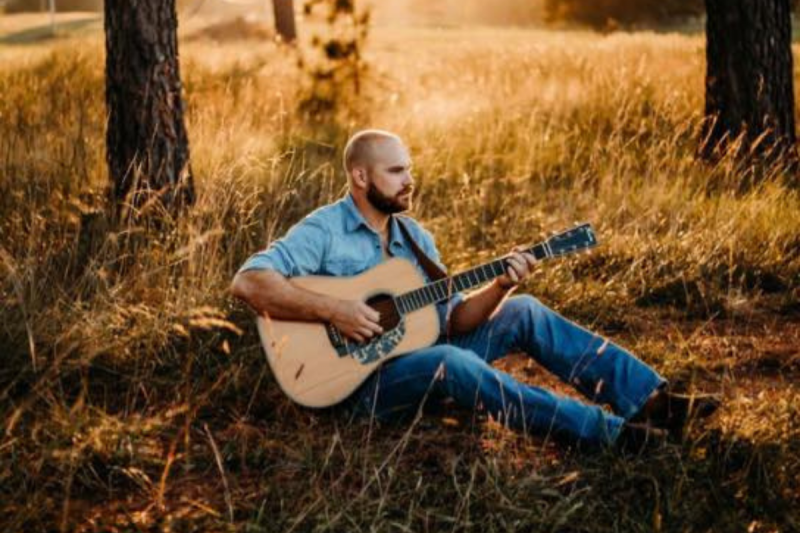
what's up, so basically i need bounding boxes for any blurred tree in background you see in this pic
[272,0,297,42]
[544,0,703,30]
[299,0,370,119]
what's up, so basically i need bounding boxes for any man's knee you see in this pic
[412,345,480,378]
[507,294,540,311]
[419,345,487,386]
[498,294,543,322]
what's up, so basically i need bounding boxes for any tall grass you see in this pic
[1,27,798,531]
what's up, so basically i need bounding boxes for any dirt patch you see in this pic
[185,17,274,43]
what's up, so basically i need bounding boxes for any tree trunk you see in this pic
[104,0,195,216]
[701,0,796,164]
[272,0,297,43]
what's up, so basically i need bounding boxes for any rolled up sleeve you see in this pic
[237,218,329,278]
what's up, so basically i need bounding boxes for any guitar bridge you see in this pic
[325,323,350,356]
[325,321,407,364]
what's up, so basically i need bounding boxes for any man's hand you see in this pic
[330,299,383,343]
[496,246,539,290]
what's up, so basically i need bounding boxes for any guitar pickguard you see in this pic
[326,320,407,365]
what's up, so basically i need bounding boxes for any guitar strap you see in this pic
[395,217,448,282]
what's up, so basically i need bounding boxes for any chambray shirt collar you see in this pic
[342,193,405,250]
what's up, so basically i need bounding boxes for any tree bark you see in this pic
[104,0,195,216]
[272,0,297,43]
[701,0,796,164]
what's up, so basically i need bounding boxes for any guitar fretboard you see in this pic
[394,242,551,315]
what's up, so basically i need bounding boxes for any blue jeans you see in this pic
[348,295,666,447]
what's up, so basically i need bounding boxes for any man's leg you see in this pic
[348,344,625,447]
[444,295,667,420]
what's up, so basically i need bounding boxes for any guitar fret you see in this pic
[491,260,503,277]
[440,281,449,299]
[434,282,445,300]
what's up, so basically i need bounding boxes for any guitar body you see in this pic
[256,257,440,408]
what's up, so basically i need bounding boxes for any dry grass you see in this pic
[1,17,799,532]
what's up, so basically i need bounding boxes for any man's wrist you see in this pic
[315,295,340,322]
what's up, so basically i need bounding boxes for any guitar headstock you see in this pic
[546,223,598,257]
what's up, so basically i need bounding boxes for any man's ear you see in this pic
[352,167,368,189]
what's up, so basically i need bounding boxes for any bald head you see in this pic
[342,129,403,176]
[342,129,414,214]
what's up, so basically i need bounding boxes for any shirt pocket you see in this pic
[322,257,369,276]
[323,236,376,276]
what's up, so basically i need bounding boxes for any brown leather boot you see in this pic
[615,422,669,454]
[630,385,722,440]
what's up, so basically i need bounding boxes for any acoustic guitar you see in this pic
[256,223,598,408]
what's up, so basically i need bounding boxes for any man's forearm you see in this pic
[231,270,339,322]
[448,280,513,336]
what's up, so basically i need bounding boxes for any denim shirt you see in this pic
[238,194,464,335]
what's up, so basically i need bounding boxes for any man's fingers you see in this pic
[508,255,528,277]
[507,267,519,283]
[359,315,382,332]
[361,304,380,322]
[507,254,523,269]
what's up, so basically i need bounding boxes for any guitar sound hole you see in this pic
[326,293,404,355]
[365,293,402,332]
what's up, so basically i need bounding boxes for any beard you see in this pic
[366,181,412,214]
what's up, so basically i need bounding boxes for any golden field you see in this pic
[1,13,799,532]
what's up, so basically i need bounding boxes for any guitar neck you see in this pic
[394,241,553,315]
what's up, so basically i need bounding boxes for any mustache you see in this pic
[398,187,414,196]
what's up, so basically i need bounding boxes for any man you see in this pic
[231,129,718,452]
